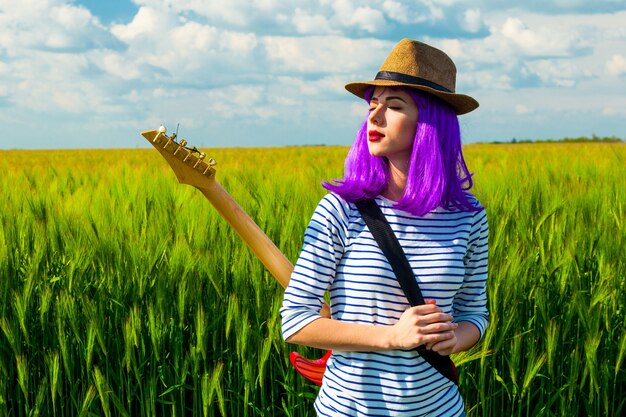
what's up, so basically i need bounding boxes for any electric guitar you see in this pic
[141,127,329,385]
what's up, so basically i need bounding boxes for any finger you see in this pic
[419,322,458,335]
[407,307,448,323]
[408,304,441,315]
[416,312,456,326]
[431,338,456,354]
[420,331,455,345]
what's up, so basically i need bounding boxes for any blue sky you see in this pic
[0,0,625,149]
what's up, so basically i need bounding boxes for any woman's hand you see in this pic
[387,300,458,350]
[426,332,458,356]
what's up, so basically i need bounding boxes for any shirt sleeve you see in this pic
[280,194,348,341]
[453,208,489,338]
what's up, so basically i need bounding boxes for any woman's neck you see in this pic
[382,158,408,202]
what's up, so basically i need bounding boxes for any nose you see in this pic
[368,104,385,126]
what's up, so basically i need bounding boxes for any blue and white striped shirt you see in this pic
[281,193,489,416]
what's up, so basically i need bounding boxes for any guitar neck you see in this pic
[198,180,293,289]
[140,128,293,288]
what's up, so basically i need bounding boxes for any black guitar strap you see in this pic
[355,199,459,385]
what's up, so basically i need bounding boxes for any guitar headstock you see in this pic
[141,126,217,190]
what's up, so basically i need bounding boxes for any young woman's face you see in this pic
[366,87,418,164]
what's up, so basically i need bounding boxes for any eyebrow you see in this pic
[370,95,408,103]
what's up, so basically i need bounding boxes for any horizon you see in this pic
[2,134,622,153]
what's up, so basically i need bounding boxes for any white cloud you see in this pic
[0,0,107,51]
[291,8,338,35]
[277,75,351,96]
[52,4,94,28]
[515,104,534,115]
[606,54,626,76]
[204,85,272,120]
[428,0,461,6]
[327,0,386,32]
[52,91,87,113]
[263,36,391,74]
[1,0,625,149]
[460,9,485,33]
[499,17,586,57]
[524,59,591,87]
[349,6,386,33]
[602,106,626,117]
[110,6,176,43]
[171,22,220,51]
[99,53,142,80]
[134,0,251,26]
[426,3,445,21]
[351,102,368,117]
[462,70,514,91]
[382,0,414,24]
[380,0,450,24]
[109,9,260,82]
[6,52,94,111]
[427,10,623,94]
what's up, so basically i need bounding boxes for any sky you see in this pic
[0,0,625,150]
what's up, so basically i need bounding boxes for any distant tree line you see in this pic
[481,135,624,144]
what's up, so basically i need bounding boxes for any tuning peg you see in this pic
[153,125,168,142]
[193,152,207,168]
[173,140,186,155]
[202,158,217,174]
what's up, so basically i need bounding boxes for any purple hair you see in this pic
[323,87,482,216]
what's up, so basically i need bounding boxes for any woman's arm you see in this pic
[287,302,459,351]
[426,320,480,355]
[431,208,489,355]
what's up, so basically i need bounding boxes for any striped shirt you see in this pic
[281,193,489,417]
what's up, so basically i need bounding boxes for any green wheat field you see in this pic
[1,141,625,416]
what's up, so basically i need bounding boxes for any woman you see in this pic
[281,39,489,416]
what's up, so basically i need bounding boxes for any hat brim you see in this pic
[345,80,479,115]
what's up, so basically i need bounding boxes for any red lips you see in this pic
[368,130,384,141]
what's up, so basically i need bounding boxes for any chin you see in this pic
[368,149,388,158]
[367,144,384,157]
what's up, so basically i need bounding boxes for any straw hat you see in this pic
[345,39,478,115]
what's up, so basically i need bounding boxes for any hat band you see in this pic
[375,71,452,93]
